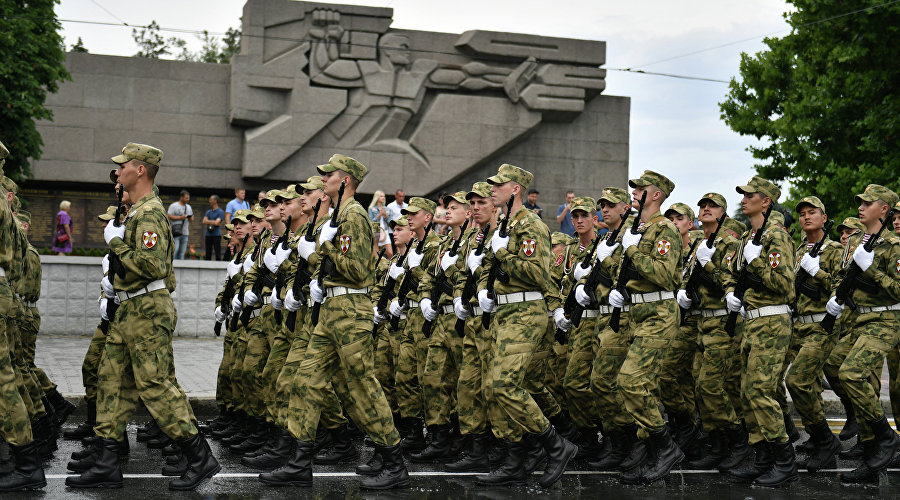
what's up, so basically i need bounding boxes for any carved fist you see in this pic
[311,9,343,41]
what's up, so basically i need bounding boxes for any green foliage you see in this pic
[132,20,241,64]
[0,0,71,181]
[70,37,88,53]
[720,0,900,225]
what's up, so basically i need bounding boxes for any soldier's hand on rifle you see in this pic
[553,308,570,331]
[244,290,259,307]
[725,292,742,313]
[696,240,715,266]
[622,230,642,251]
[100,276,115,297]
[453,297,470,320]
[226,259,242,278]
[407,248,425,269]
[99,298,109,321]
[608,289,625,308]
[373,306,385,325]
[389,299,404,317]
[231,295,244,314]
[270,289,283,310]
[421,298,437,322]
[104,220,126,245]
[102,254,110,274]
[743,241,762,264]
[573,262,591,281]
[243,253,254,273]
[676,289,692,309]
[852,245,875,272]
[388,263,405,280]
[318,224,338,245]
[274,243,292,266]
[596,241,618,262]
[490,229,509,254]
[214,306,227,323]
[467,249,484,275]
[799,253,820,276]
[826,296,844,318]
[310,279,325,303]
[574,284,592,307]
[284,289,302,311]
[263,249,281,273]
[477,289,496,313]
[440,251,459,271]
[297,238,316,261]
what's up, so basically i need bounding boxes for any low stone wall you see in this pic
[38,256,226,338]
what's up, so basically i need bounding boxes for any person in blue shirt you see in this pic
[556,190,576,236]
[202,195,225,260]
[224,187,250,225]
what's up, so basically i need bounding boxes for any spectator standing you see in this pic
[52,200,73,255]
[224,187,249,224]
[434,194,448,234]
[368,190,393,258]
[524,188,543,218]
[385,189,407,232]
[167,189,194,260]
[257,190,266,202]
[202,194,225,260]
[556,190,576,236]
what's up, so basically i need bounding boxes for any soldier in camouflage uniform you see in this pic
[547,231,575,417]
[888,204,900,433]
[722,175,797,486]
[67,143,218,490]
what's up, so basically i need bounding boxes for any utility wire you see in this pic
[89,0,129,26]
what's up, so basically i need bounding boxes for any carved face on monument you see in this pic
[379,33,411,67]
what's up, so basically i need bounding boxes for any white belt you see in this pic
[582,309,600,318]
[630,291,675,304]
[684,309,702,317]
[794,313,826,324]
[249,309,261,320]
[496,291,543,305]
[116,280,166,302]
[407,300,420,309]
[442,304,455,315]
[745,304,792,320]
[598,304,630,314]
[700,308,728,318]
[0,268,5,277]
[25,301,37,308]
[262,295,271,305]
[857,302,900,314]
[325,286,370,298]
[471,306,484,317]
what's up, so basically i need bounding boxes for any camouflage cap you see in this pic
[231,208,253,224]
[698,192,727,211]
[551,231,574,246]
[629,170,675,197]
[224,233,232,240]
[570,196,597,214]
[389,215,410,229]
[250,203,265,219]
[111,142,163,167]
[11,196,20,212]
[795,195,826,213]
[722,217,746,235]
[401,196,437,215]
[1,176,18,195]
[736,175,780,201]
[836,216,865,234]
[276,185,301,201]
[98,205,118,221]
[317,154,368,182]
[16,210,30,225]
[487,163,534,190]
[855,184,899,207]
[597,187,629,205]
[224,223,235,231]
[665,202,695,222]
[769,210,785,227]
[466,181,492,200]
[443,191,469,207]
[260,189,285,205]
[299,175,325,191]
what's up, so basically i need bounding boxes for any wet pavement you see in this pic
[4,418,900,500]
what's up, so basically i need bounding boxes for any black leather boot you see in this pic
[445,431,490,472]
[169,433,220,490]
[589,426,628,470]
[244,422,278,458]
[839,440,877,483]
[161,452,188,476]
[522,434,546,474]
[65,438,123,488]
[685,429,727,469]
[838,397,858,441]
[0,441,46,492]
[410,423,453,462]
[548,411,578,442]
[212,412,244,440]
[356,448,385,476]
[32,415,55,460]
[230,417,268,456]
[728,441,772,482]
[753,441,798,486]
[259,440,313,487]
[360,444,410,490]
[400,418,426,451]
[242,428,296,470]
[475,439,526,485]
[801,420,840,472]
[535,424,577,488]
[619,425,648,471]
[45,388,76,427]
[640,427,684,483]
[312,424,333,453]
[72,430,128,461]
[669,411,700,460]
[147,431,173,450]
[718,423,751,471]
[314,425,359,464]
[64,399,96,440]
[137,420,161,442]
[864,415,900,470]
[573,426,600,459]
[221,415,252,446]
[783,414,800,443]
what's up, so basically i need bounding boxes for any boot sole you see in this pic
[360,478,411,490]
[0,480,48,492]
[539,442,577,488]
[641,451,684,483]
[258,476,312,487]
[168,463,221,491]
[65,481,123,489]
[752,473,799,487]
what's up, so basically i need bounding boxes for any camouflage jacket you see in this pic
[622,211,683,294]
[284,214,331,303]
[318,198,374,289]
[401,231,441,303]
[794,237,842,315]
[453,225,488,308]
[421,227,468,307]
[23,243,41,303]
[723,218,796,308]
[108,192,174,293]
[838,231,900,307]
[682,230,741,310]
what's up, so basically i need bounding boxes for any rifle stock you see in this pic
[215,233,249,336]
[482,195,515,329]
[680,214,726,324]
[724,204,775,336]
[455,223,490,336]
[422,220,469,337]
[609,191,648,332]
[311,181,346,326]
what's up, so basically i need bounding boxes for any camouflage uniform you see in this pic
[371,246,400,413]
[547,232,575,413]
[241,227,279,419]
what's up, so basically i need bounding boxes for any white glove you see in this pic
[318,224,338,245]
[263,249,281,273]
[373,305,385,325]
[574,284,592,307]
[453,296,470,320]
[725,291,742,313]
[297,238,316,261]
[553,308,571,332]
[99,298,109,321]
[104,220,125,245]
[407,248,425,269]
[244,290,258,307]
[826,296,844,318]
[467,250,485,275]
[799,253,821,276]
[100,276,115,297]
[214,306,226,323]
[596,241,619,262]
[226,259,242,279]
[477,289,496,313]
[676,289,692,309]
[696,241,715,267]
[490,229,510,254]
[284,289,302,311]
[440,251,459,272]
[608,289,625,308]
[573,263,591,281]
[743,242,762,264]
[389,299,404,317]
[243,253,254,273]
[309,279,325,303]
[622,230,642,251]
[102,254,110,274]
[852,245,875,272]
[231,294,243,313]
[388,263,405,280]
[421,298,438,322]
[113,294,120,305]
[270,289,283,310]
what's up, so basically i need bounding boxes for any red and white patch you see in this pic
[657,240,671,255]
[768,252,782,268]
[339,235,351,253]
[522,239,536,256]
[554,254,564,267]
[142,231,157,249]
[726,252,735,265]
[896,259,900,273]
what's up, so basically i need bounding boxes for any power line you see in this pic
[607,68,729,84]
[89,0,129,26]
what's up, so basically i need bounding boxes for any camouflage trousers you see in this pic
[396,308,428,419]
[823,310,859,401]
[260,306,293,423]
[10,312,45,420]
[457,312,489,436]
[564,314,600,429]
[839,310,900,442]
[887,345,900,428]
[618,299,678,431]
[375,316,404,414]
[244,310,274,417]
[95,290,197,442]
[592,312,633,430]
[215,328,237,409]
[422,312,462,426]
[228,326,250,412]
[286,293,399,446]
[695,314,742,430]
[483,300,551,443]
[0,309,32,445]
[547,330,568,414]
[785,321,836,427]
[21,307,54,393]
[740,313,791,445]
[659,312,700,416]
[82,323,109,402]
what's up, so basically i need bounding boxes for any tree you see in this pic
[132,21,241,64]
[70,37,88,53]
[0,0,71,181]
[720,0,900,224]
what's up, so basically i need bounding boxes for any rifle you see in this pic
[271,215,293,324]
[311,181,346,326]
[608,191,648,332]
[285,200,323,331]
[793,220,834,314]
[390,220,434,331]
[375,239,413,336]
[240,216,291,327]
[230,236,261,332]
[422,219,469,337]
[683,237,701,270]
[681,214,726,324]
[215,233,249,336]
[482,195,516,329]
[821,211,895,334]
[724,204,775,336]
[101,185,125,333]
[455,223,491,336]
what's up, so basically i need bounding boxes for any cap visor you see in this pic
[628,179,650,189]
[736,185,756,195]
[316,163,337,175]
[401,206,421,215]
[486,175,509,185]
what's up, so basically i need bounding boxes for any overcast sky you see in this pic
[56,0,793,210]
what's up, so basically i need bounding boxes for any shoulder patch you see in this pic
[142,231,158,249]
[553,254,564,267]
[656,240,671,255]
[768,251,782,268]
[522,239,536,256]
[339,235,351,253]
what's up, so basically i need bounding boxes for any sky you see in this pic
[56,0,794,210]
